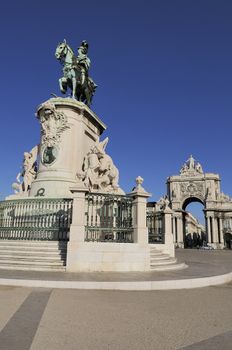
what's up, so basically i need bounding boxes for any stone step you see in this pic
[0,249,66,256]
[0,258,65,265]
[0,239,67,271]
[150,249,167,254]
[0,240,67,247]
[0,242,67,251]
[150,254,172,261]
[0,253,65,260]
[150,252,168,257]
[0,248,66,257]
[150,262,188,271]
[150,258,177,266]
[149,247,187,272]
[0,263,66,272]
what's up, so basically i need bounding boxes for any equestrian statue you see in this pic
[55,39,97,106]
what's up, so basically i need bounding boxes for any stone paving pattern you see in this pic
[0,283,231,349]
[0,250,231,349]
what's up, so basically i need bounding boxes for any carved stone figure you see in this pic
[12,145,38,194]
[188,155,195,170]
[156,195,170,211]
[55,39,97,106]
[79,137,124,194]
[171,188,176,199]
[164,195,170,209]
[81,147,101,189]
[180,164,188,174]
[195,162,203,174]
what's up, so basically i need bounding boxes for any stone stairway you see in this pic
[0,240,67,271]
[150,246,187,271]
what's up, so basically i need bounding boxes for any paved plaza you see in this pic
[0,250,231,289]
[0,250,231,349]
[0,282,231,350]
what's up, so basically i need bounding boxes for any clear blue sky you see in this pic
[0,1,232,222]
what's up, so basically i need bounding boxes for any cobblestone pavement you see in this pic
[0,283,231,350]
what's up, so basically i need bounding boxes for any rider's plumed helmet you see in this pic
[80,40,89,54]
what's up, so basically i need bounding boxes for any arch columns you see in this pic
[212,216,218,245]
[177,215,184,248]
[205,211,224,248]
[206,215,212,244]
[219,218,224,246]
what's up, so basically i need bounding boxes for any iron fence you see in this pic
[85,193,133,242]
[0,198,73,240]
[146,211,164,244]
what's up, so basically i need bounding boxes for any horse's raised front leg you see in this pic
[72,78,77,99]
[59,77,67,94]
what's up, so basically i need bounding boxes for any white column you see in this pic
[219,218,224,245]
[177,216,184,247]
[212,217,218,244]
[206,216,211,243]
[172,217,176,243]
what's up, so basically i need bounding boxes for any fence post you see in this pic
[69,184,89,242]
[163,207,175,257]
[128,177,151,244]
[66,184,88,271]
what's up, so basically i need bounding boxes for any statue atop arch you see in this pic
[55,39,97,106]
[180,155,203,176]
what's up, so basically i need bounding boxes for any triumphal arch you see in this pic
[167,155,232,248]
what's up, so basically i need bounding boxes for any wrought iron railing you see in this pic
[85,193,133,243]
[146,211,164,244]
[0,198,73,241]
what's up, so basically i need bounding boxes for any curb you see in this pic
[0,272,231,290]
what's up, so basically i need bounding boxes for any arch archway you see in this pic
[167,155,229,249]
[182,198,206,248]
[182,196,204,211]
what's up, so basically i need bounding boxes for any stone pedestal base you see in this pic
[66,242,150,272]
[30,97,106,198]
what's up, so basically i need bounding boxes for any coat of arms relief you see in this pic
[37,102,69,165]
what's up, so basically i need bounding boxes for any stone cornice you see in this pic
[37,97,106,135]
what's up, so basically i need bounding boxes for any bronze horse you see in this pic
[55,40,97,106]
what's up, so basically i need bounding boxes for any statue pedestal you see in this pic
[29,97,106,198]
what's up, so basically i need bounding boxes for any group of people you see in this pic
[184,232,206,249]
